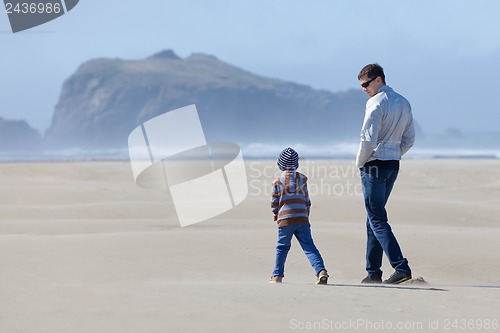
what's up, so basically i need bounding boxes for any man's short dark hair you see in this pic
[358,63,386,84]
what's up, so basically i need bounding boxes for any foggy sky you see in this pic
[1,0,499,135]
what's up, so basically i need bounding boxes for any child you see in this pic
[269,147,329,284]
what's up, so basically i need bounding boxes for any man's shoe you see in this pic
[316,270,329,285]
[269,276,283,283]
[383,272,412,284]
[361,275,382,284]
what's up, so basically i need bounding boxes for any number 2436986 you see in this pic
[5,2,62,14]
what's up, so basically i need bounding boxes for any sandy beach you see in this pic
[1,159,499,333]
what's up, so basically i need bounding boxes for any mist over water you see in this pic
[2,132,500,162]
[242,129,500,160]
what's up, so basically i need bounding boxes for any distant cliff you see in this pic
[0,117,42,151]
[44,49,367,149]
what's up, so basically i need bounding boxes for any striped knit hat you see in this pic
[277,147,299,171]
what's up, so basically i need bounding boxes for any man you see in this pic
[356,63,415,284]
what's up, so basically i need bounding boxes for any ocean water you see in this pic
[242,143,500,160]
[1,140,499,162]
[242,132,500,160]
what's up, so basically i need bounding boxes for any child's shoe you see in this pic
[269,276,283,283]
[316,270,329,285]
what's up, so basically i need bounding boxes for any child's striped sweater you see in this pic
[270,170,311,227]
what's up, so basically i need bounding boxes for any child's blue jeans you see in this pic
[272,222,326,277]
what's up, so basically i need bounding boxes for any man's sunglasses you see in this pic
[361,77,377,88]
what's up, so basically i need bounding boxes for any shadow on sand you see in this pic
[325,283,448,292]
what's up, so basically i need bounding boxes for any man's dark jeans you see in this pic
[360,165,411,278]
